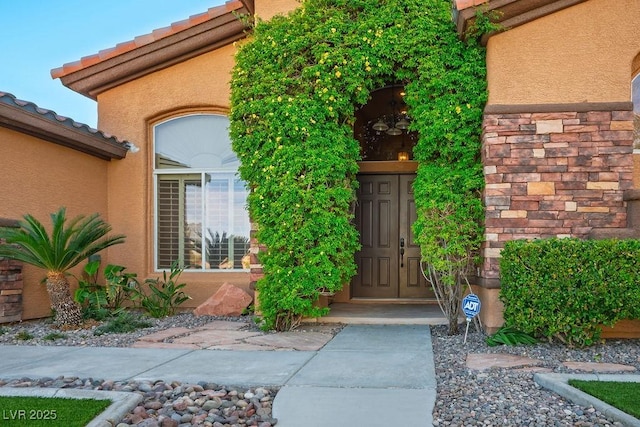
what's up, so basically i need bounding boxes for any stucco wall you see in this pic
[0,127,109,319]
[255,0,299,20]
[97,44,250,305]
[486,0,640,106]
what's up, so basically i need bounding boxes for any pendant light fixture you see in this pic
[371,84,410,136]
[372,119,389,132]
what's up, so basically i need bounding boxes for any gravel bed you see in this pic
[0,313,260,347]
[0,377,277,427]
[431,324,639,426]
[0,313,337,426]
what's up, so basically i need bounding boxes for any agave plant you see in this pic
[0,208,125,327]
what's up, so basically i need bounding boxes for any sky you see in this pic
[0,1,227,127]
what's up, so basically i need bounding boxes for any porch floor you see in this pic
[305,302,448,325]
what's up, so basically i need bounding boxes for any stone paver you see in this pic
[136,327,194,342]
[172,330,263,347]
[466,353,544,371]
[562,361,637,372]
[132,321,336,351]
[245,332,334,351]
[130,341,200,350]
[466,354,637,374]
[206,343,281,351]
[512,366,553,373]
[197,320,250,331]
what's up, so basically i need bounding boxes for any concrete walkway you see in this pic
[0,324,436,426]
[273,324,436,426]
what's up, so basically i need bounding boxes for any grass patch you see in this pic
[42,332,67,341]
[93,311,152,336]
[569,379,640,418]
[0,396,110,426]
[14,331,33,341]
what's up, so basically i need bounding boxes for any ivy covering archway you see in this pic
[230,0,489,331]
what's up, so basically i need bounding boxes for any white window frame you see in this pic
[152,113,249,272]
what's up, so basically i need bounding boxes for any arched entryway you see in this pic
[349,85,435,300]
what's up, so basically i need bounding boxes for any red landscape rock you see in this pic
[193,283,252,317]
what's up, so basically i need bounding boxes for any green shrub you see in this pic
[93,311,152,336]
[15,330,33,340]
[43,332,67,341]
[500,238,640,346]
[103,264,140,310]
[485,325,537,347]
[74,262,138,321]
[131,263,191,318]
[74,260,109,320]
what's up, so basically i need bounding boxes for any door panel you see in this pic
[353,175,399,298]
[399,175,432,298]
[352,174,434,299]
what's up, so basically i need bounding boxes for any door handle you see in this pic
[400,237,405,267]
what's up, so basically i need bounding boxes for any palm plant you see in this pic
[0,208,125,327]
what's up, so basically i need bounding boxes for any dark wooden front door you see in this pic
[352,174,434,298]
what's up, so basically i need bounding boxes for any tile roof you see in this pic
[51,1,246,80]
[0,91,130,160]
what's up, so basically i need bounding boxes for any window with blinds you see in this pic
[153,114,250,271]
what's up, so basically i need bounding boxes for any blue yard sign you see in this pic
[462,293,481,344]
[462,293,481,319]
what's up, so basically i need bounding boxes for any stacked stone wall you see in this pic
[0,251,23,323]
[481,109,634,282]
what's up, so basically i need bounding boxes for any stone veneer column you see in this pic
[0,256,22,323]
[0,219,23,323]
[481,108,634,283]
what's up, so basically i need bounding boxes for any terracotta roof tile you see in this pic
[0,91,130,147]
[170,19,192,32]
[50,0,245,79]
[133,34,155,47]
[97,47,117,60]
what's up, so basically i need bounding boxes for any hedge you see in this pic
[500,238,640,346]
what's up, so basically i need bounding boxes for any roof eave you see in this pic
[239,0,254,16]
[454,0,589,44]
[56,8,250,100]
[0,103,128,161]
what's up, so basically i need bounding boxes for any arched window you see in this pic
[153,114,249,271]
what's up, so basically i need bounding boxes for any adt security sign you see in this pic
[462,294,481,320]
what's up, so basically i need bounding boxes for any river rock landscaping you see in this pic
[0,313,637,426]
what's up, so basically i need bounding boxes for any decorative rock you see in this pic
[203,399,222,410]
[193,283,252,316]
[172,399,189,411]
[145,401,163,410]
[160,418,178,427]
[136,419,159,427]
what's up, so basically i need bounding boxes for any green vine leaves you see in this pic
[230,0,489,330]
